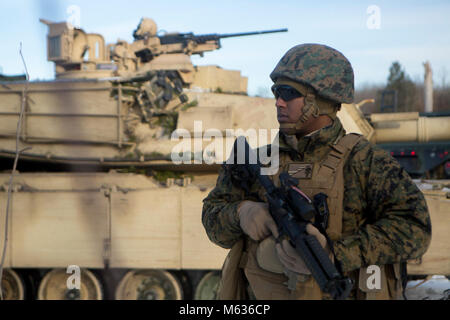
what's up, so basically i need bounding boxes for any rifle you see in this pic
[226,136,353,300]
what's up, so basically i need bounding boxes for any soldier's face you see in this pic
[276,95,305,124]
[276,95,326,136]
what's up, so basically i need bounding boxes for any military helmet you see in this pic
[133,18,158,40]
[270,44,354,103]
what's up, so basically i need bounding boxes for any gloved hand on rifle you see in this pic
[238,200,279,241]
[275,224,333,275]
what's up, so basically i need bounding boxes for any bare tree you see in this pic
[438,66,447,89]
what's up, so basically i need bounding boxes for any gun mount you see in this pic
[40,17,287,90]
[153,28,288,53]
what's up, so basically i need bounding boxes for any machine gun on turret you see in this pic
[133,25,288,62]
[156,29,288,53]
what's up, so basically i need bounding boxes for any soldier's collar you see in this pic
[279,118,345,154]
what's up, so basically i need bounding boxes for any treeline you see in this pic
[355,61,450,115]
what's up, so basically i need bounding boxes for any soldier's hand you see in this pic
[275,224,332,275]
[238,200,279,241]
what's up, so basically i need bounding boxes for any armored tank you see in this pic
[339,100,450,179]
[0,18,287,300]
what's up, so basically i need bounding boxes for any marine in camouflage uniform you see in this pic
[202,44,432,299]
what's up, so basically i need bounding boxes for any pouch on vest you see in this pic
[217,238,248,300]
[256,236,284,274]
[244,239,319,300]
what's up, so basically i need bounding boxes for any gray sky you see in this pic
[1,0,449,96]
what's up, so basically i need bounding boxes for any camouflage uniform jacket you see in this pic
[202,118,432,273]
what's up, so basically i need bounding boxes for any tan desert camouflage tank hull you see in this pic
[0,85,448,300]
[0,80,277,169]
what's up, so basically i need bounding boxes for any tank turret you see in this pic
[39,17,287,93]
[0,18,285,171]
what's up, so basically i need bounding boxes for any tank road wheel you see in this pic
[194,271,221,300]
[0,269,25,300]
[115,269,183,300]
[37,268,103,300]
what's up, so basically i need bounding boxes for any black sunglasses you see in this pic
[272,85,303,101]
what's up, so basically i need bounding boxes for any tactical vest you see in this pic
[219,133,403,300]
